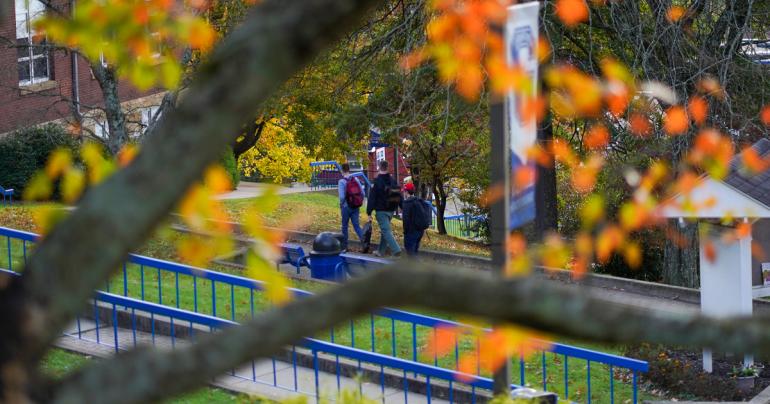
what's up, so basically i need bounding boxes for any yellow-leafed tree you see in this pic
[238,120,312,184]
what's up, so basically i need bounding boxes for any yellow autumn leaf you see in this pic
[45,148,73,179]
[247,252,292,305]
[204,165,232,194]
[61,168,86,204]
[23,172,53,201]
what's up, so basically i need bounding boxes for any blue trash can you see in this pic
[308,232,345,281]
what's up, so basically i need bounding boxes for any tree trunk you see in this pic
[433,182,447,235]
[534,112,557,240]
[90,63,128,155]
[232,120,266,160]
[663,219,700,288]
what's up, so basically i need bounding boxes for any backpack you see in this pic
[412,199,432,231]
[386,178,401,211]
[345,177,364,208]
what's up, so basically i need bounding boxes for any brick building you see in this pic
[0,0,164,136]
[366,129,409,184]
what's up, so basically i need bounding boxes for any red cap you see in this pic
[403,182,415,192]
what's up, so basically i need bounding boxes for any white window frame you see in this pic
[141,106,160,127]
[94,119,109,139]
[16,0,50,86]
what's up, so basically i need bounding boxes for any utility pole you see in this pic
[489,98,511,395]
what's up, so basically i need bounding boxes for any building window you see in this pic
[139,105,161,136]
[15,0,50,86]
[94,120,109,139]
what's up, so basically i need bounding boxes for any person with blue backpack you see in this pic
[401,182,432,256]
[338,163,366,252]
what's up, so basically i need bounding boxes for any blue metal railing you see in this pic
[0,226,647,403]
[309,161,371,191]
[423,201,487,240]
[0,267,495,402]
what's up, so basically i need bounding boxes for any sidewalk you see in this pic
[58,319,447,404]
[215,182,320,200]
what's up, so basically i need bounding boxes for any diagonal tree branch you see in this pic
[0,0,382,381]
[53,263,770,403]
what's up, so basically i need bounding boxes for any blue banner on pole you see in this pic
[505,2,539,230]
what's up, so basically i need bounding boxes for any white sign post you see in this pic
[699,222,754,372]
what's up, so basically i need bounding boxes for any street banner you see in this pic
[505,2,539,229]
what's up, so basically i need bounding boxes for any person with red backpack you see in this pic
[338,163,366,251]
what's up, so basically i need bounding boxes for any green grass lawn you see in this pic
[223,192,491,257]
[41,349,259,403]
[0,201,663,403]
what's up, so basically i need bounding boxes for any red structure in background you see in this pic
[367,145,409,185]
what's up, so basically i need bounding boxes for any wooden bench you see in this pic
[278,243,309,274]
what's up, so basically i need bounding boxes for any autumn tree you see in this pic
[542,0,770,287]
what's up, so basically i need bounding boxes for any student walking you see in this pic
[338,163,365,251]
[366,160,402,257]
[401,182,431,256]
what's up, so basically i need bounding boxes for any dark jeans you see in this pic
[341,205,363,249]
[404,230,424,255]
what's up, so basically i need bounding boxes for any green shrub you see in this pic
[219,146,239,190]
[0,124,80,196]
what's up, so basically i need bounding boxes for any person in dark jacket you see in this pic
[401,182,425,256]
[366,160,402,257]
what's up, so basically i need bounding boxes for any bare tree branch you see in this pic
[53,263,770,403]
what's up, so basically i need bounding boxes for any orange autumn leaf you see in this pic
[741,147,770,173]
[526,144,553,168]
[629,113,652,137]
[188,19,216,51]
[596,225,624,263]
[704,240,716,263]
[519,96,547,125]
[204,166,232,194]
[427,14,458,42]
[555,0,589,28]
[584,124,610,150]
[513,165,536,190]
[605,86,630,117]
[624,242,642,268]
[752,241,767,261]
[666,6,686,22]
[696,77,725,99]
[456,65,483,101]
[480,183,505,207]
[117,144,139,167]
[399,50,426,70]
[570,156,603,193]
[424,326,457,359]
[663,106,689,135]
[687,95,708,126]
[736,222,752,238]
[761,104,770,126]
[133,4,150,24]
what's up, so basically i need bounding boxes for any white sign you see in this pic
[505,2,539,229]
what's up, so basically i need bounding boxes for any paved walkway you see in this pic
[58,319,447,404]
[216,182,322,200]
